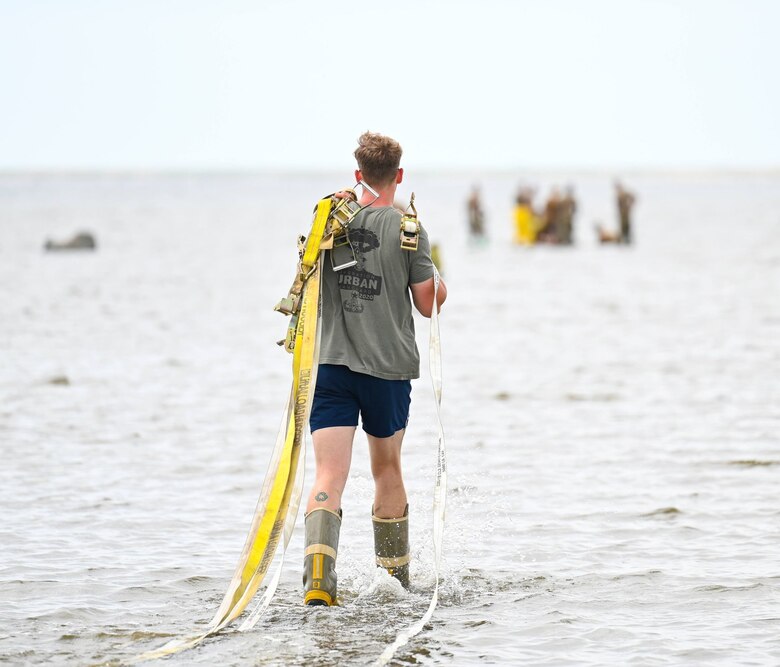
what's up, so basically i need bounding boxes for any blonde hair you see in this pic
[354,131,402,186]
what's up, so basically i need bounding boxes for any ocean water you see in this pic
[1,171,779,666]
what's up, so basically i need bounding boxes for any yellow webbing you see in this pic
[132,256,323,663]
[302,199,331,269]
[280,197,331,353]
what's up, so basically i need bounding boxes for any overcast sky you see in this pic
[1,0,778,171]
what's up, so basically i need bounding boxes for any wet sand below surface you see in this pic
[1,172,779,665]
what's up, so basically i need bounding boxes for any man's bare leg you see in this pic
[306,426,356,514]
[368,429,407,518]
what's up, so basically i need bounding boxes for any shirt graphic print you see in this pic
[337,228,382,313]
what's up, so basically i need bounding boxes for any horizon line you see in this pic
[1,165,779,178]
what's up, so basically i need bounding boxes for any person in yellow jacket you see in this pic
[513,186,538,245]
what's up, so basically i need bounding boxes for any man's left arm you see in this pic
[410,277,447,317]
[407,222,446,317]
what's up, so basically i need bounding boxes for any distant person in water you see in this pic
[466,185,486,239]
[616,181,636,244]
[537,188,563,244]
[596,181,637,244]
[558,186,577,245]
[513,186,538,245]
[514,186,540,245]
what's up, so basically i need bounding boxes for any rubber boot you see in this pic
[372,504,410,589]
[303,508,341,606]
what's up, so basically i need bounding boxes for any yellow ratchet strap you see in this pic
[303,199,331,268]
[133,256,323,663]
[214,261,320,626]
[275,197,331,352]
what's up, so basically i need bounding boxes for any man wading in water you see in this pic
[303,132,447,606]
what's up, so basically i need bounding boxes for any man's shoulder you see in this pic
[361,206,403,222]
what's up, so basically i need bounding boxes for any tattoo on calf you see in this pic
[315,491,329,502]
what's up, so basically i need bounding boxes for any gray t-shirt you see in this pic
[319,206,435,380]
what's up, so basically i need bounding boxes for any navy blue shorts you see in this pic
[310,364,412,438]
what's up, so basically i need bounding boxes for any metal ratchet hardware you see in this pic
[400,192,420,251]
[329,181,379,272]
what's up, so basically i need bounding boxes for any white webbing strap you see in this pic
[373,268,446,666]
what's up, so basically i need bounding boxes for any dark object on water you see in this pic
[44,232,97,251]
